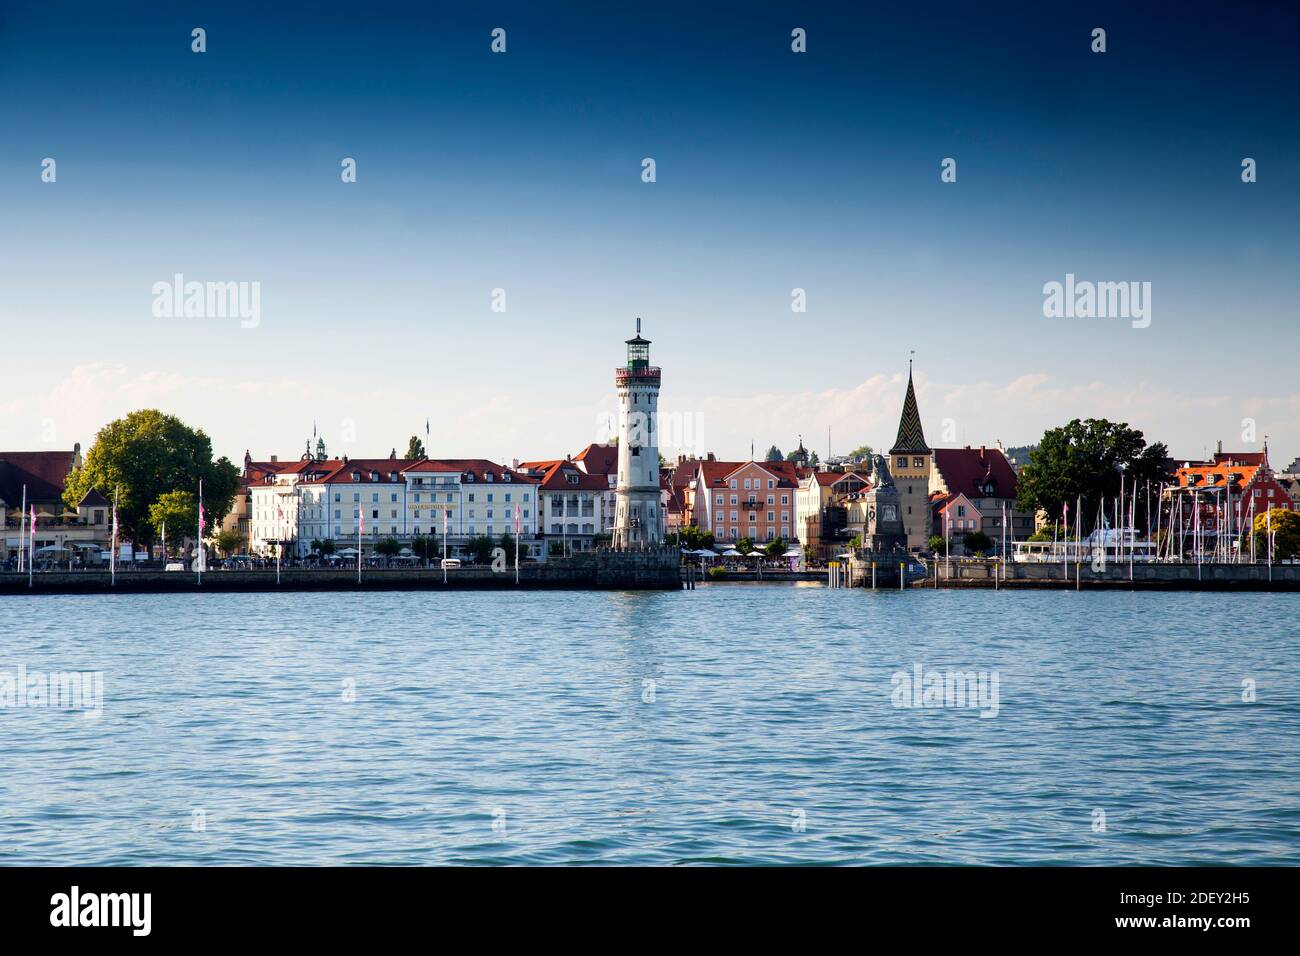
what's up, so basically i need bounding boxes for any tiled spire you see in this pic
[889,362,929,454]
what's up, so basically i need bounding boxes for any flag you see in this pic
[30,504,36,552]
[425,418,430,438]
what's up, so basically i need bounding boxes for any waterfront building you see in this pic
[1170,448,1295,546]
[613,319,663,547]
[690,459,800,546]
[929,491,985,554]
[929,445,1034,551]
[888,363,932,552]
[518,442,622,552]
[523,458,614,553]
[796,468,872,556]
[248,453,542,559]
[0,446,111,562]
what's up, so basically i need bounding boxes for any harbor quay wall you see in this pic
[0,548,682,595]
[914,559,1300,591]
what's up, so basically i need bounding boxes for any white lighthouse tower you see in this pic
[614,318,662,549]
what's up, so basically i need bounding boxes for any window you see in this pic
[767,480,774,489]
[913,457,925,469]
[391,493,398,502]
[896,457,907,469]
[371,509,378,519]
[371,493,379,503]
[353,493,360,503]
[729,479,737,490]
[781,495,789,505]
[730,495,737,505]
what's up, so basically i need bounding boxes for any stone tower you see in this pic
[889,360,932,551]
[614,318,663,548]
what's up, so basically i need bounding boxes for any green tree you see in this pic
[215,528,245,556]
[809,451,820,467]
[764,445,783,461]
[64,409,240,544]
[763,537,787,559]
[148,491,198,549]
[410,533,438,564]
[736,537,754,555]
[676,524,716,551]
[1015,418,1167,533]
[848,534,863,549]
[964,531,993,555]
[848,444,873,461]
[311,538,336,556]
[928,534,947,554]
[374,536,402,559]
[466,535,496,565]
[405,436,426,459]
[1253,509,1300,560]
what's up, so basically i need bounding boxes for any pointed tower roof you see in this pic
[889,363,929,454]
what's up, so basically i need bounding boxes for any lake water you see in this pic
[1,584,1297,865]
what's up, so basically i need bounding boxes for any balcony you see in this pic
[615,366,661,386]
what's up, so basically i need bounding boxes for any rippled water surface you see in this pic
[1,585,1297,865]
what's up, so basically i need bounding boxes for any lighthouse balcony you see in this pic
[615,366,661,385]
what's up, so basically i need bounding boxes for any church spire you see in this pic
[890,362,929,454]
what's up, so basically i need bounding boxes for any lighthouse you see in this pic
[614,318,662,548]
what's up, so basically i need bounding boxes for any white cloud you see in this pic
[1,364,1296,468]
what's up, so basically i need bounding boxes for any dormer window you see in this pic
[389,472,398,482]
[503,472,512,482]
[567,474,580,485]
[370,471,379,482]
[351,472,360,482]
[982,483,994,495]
[464,472,474,482]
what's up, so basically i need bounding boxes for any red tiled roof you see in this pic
[697,460,801,488]
[573,443,618,477]
[534,461,608,491]
[1175,461,1261,489]
[0,450,78,491]
[932,447,1018,500]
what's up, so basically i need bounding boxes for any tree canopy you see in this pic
[1015,418,1168,533]
[64,409,241,543]
[1253,509,1300,560]
[764,445,783,462]
[148,490,197,548]
[405,436,426,459]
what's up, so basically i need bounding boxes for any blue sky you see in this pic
[1,1,1296,466]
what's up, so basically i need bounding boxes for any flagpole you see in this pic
[111,488,118,586]
[443,509,448,584]
[1267,507,1273,582]
[196,478,204,586]
[357,511,363,584]
[18,484,26,574]
[29,503,36,588]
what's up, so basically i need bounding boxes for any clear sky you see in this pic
[1,1,1296,467]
